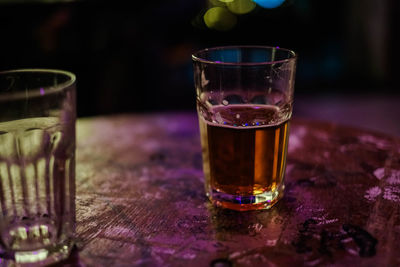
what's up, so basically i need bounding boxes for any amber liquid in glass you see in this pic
[199,104,289,210]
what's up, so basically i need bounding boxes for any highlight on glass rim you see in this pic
[203,0,286,31]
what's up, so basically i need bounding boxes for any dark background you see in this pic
[0,0,399,134]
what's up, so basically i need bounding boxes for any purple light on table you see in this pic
[40,87,45,95]
[146,113,198,138]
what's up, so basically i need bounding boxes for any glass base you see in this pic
[207,184,284,211]
[0,239,74,266]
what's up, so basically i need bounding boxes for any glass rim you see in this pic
[0,68,76,102]
[192,45,297,66]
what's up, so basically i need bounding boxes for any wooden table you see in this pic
[59,113,400,266]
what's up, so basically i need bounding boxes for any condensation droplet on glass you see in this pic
[222,100,229,106]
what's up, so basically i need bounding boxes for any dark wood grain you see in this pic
[65,113,400,266]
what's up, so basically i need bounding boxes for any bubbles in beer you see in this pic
[224,94,244,104]
[203,104,283,127]
[198,91,292,126]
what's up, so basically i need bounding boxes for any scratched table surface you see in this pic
[58,113,400,267]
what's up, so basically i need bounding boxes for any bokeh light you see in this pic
[253,0,285,9]
[208,0,225,7]
[227,0,256,15]
[204,7,237,31]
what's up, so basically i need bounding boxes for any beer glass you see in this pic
[192,46,297,211]
[0,69,76,265]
